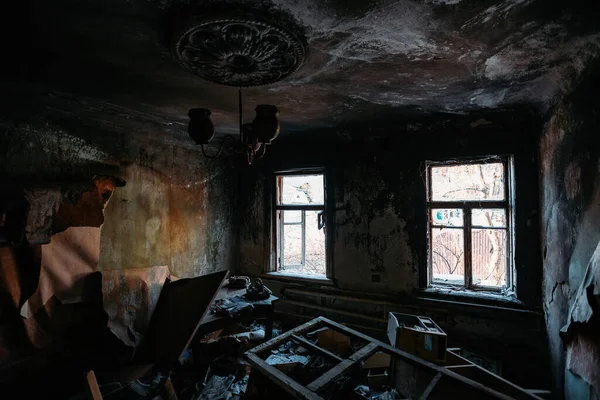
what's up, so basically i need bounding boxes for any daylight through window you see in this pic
[426,159,512,290]
[275,173,326,276]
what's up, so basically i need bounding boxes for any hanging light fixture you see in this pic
[187,90,280,165]
[170,3,307,165]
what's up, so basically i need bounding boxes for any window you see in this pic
[426,158,513,291]
[274,172,326,276]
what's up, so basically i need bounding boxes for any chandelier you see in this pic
[187,90,280,165]
[170,4,307,165]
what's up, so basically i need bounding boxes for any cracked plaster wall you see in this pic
[0,118,237,394]
[237,111,548,387]
[540,62,600,398]
[0,118,237,279]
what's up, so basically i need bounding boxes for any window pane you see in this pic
[279,174,325,205]
[431,163,505,201]
[283,224,303,266]
[284,210,303,224]
[303,211,326,275]
[472,209,506,228]
[431,228,464,285]
[431,208,464,227]
[472,229,507,287]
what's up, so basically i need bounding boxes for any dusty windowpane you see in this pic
[277,174,326,276]
[303,211,326,275]
[284,210,302,223]
[279,174,325,205]
[281,211,326,275]
[283,224,302,266]
[431,163,504,201]
[431,228,464,285]
[431,208,464,227]
[472,229,507,287]
[472,208,506,227]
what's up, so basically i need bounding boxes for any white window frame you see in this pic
[273,170,328,276]
[426,156,515,293]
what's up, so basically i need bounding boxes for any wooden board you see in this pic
[133,270,228,365]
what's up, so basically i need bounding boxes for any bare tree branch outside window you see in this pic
[428,160,510,289]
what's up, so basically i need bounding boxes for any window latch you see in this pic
[318,210,326,230]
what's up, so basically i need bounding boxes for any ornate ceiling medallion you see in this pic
[172,14,307,87]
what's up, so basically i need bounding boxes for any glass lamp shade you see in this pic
[188,108,215,145]
[252,105,280,144]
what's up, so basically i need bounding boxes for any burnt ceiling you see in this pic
[1,0,599,144]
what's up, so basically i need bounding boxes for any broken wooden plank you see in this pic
[420,372,442,400]
[246,353,322,400]
[85,371,103,400]
[307,343,380,392]
[247,316,325,355]
[306,359,354,393]
[350,342,380,362]
[290,334,343,362]
[161,378,179,400]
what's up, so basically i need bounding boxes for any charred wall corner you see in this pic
[541,59,600,398]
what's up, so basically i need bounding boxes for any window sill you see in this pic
[417,285,529,311]
[261,271,334,286]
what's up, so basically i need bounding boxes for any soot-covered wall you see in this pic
[239,112,541,301]
[0,118,237,395]
[541,65,600,399]
[237,111,548,388]
[0,118,237,278]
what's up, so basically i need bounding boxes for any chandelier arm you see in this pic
[255,143,267,159]
[201,134,239,159]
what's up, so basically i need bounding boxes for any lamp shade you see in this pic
[188,108,214,145]
[252,105,280,144]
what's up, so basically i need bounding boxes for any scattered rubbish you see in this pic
[372,388,403,400]
[230,329,265,343]
[260,340,337,386]
[197,374,235,400]
[355,385,371,398]
[229,375,249,395]
[129,372,168,398]
[354,385,403,400]
[226,275,250,289]
[316,328,351,356]
[266,353,310,366]
[212,296,254,317]
[245,278,272,300]
[266,341,312,375]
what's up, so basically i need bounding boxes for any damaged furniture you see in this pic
[79,270,229,399]
[245,316,543,400]
[197,285,279,341]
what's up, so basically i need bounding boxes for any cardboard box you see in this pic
[387,312,447,363]
[362,352,392,389]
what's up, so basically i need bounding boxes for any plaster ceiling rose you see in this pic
[171,5,307,87]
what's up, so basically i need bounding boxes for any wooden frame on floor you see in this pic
[245,316,543,400]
